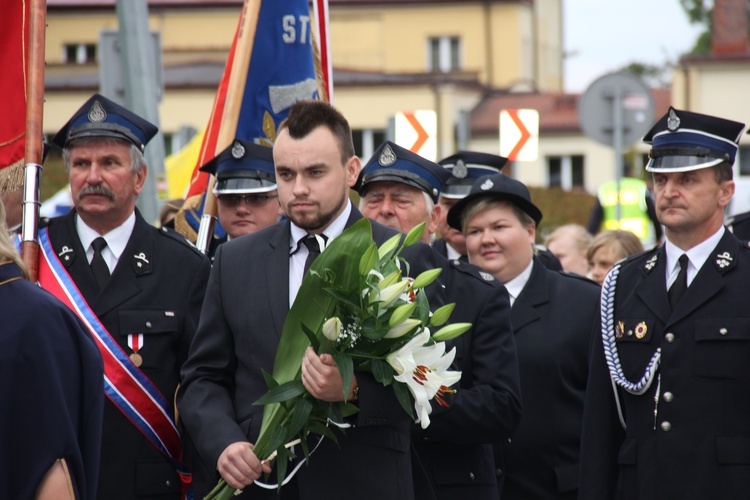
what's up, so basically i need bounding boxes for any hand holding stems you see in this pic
[301,347,358,402]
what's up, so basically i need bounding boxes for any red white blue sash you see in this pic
[35,228,192,494]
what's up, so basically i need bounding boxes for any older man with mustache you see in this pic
[40,94,211,500]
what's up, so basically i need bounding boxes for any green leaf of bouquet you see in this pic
[308,421,339,444]
[340,402,360,417]
[265,421,289,464]
[323,288,362,309]
[416,287,431,324]
[371,358,394,386]
[256,219,374,452]
[253,380,307,406]
[332,352,354,401]
[393,380,415,420]
[378,233,402,260]
[275,445,289,492]
[359,242,379,278]
[301,323,320,352]
[261,369,279,391]
[286,397,314,440]
[403,222,426,247]
[411,267,443,290]
[429,303,456,327]
[432,322,473,341]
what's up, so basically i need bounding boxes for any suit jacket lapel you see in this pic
[92,212,148,317]
[635,248,671,325]
[266,222,291,338]
[52,210,100,304]
[668,232,737,324]
[511,258,548,332]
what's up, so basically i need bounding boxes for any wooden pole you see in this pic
[21,0,47,282]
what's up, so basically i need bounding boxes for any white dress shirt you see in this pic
[76,212,136,274]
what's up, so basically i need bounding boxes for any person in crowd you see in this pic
[41,93,211,499]
[544,224,592,276]
[588,162,663,246]
[199,139,282,256]
[357,141,522,499]
[586,230,643,285]
[178,101,445,499]
[447,172,600,500]
[0,198,104,499]
[580,108,750,500]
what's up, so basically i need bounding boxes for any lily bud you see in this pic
[379,270,402,289]
[403,222,426,247]
[411,268,443,290]
[377,280,410,308]
[431,322,472,341]
[378,233,402,260]
[389,302,418,328]
[385,318,422,339]
[322,317,342,341]
[429,303,456,327]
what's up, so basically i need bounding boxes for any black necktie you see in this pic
[90,237,111,291]
[668,254,689,309]
[302,234,327,276]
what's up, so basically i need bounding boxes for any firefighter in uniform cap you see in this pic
[43,93,211,500]
[198,139,282,257]
[436,151,562,271]
[358,141,523,500]
[447,171,600,500]
[579,107,750,500]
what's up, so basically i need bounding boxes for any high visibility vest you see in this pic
[598,178,654,244]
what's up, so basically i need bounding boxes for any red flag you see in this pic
[0,0,30,192]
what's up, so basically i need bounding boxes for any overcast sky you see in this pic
[563,0,704,92]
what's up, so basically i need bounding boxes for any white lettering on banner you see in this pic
[282,15,311,44]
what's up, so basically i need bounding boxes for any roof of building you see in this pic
[470,87,672,136]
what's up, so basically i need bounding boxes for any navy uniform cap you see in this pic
[199,139,276,194]
[51,93,158,152]
[447,173,542,231]
[643,107,745,173]
[438,151,508,199]
[356,141,451,202]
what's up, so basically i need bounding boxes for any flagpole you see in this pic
[21,0,47,282]
[196,0,261,253]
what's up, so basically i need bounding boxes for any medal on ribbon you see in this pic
[128,333,144,367]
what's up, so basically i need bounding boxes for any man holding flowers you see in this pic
[178,101,447,499]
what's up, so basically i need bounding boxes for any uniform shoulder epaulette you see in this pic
[156,226,205,258]
[447,259,498,286]
[726,210,750,228]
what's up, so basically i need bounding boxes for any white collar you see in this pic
[289,201,352,251]
[664,226,724,287]
[445,242,463,261]
[504,258,534,307]
[76,212,136,262]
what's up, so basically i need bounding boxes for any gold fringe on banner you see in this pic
[0,161,25,194]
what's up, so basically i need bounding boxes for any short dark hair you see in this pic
[277,100,355,165]
[714,161,733,183]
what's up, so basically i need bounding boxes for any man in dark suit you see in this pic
[580,108,750,499]
[357,141,523,499]
[42,94,211,499]
[178,101,445,499]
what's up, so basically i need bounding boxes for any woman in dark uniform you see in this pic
[447,173,600,500]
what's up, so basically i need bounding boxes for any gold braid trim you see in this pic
[0,161,24,193]
[173,193,203,243]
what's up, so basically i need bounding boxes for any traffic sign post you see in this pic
[578,72,655,222]
[394,110,437,161]
[499,109,539,161]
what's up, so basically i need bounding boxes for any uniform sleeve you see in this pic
[588,199,604,234]
[579,310,625,499]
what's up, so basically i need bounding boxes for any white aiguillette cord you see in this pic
[251,419,351,491]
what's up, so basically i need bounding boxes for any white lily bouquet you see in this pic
[205,219,470,499]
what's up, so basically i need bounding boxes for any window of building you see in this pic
[63,43,96,64]
[427,36,461,73]
[352,128,386,161]
[547,154,585,190]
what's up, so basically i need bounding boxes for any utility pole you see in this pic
[116,0,165,223]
